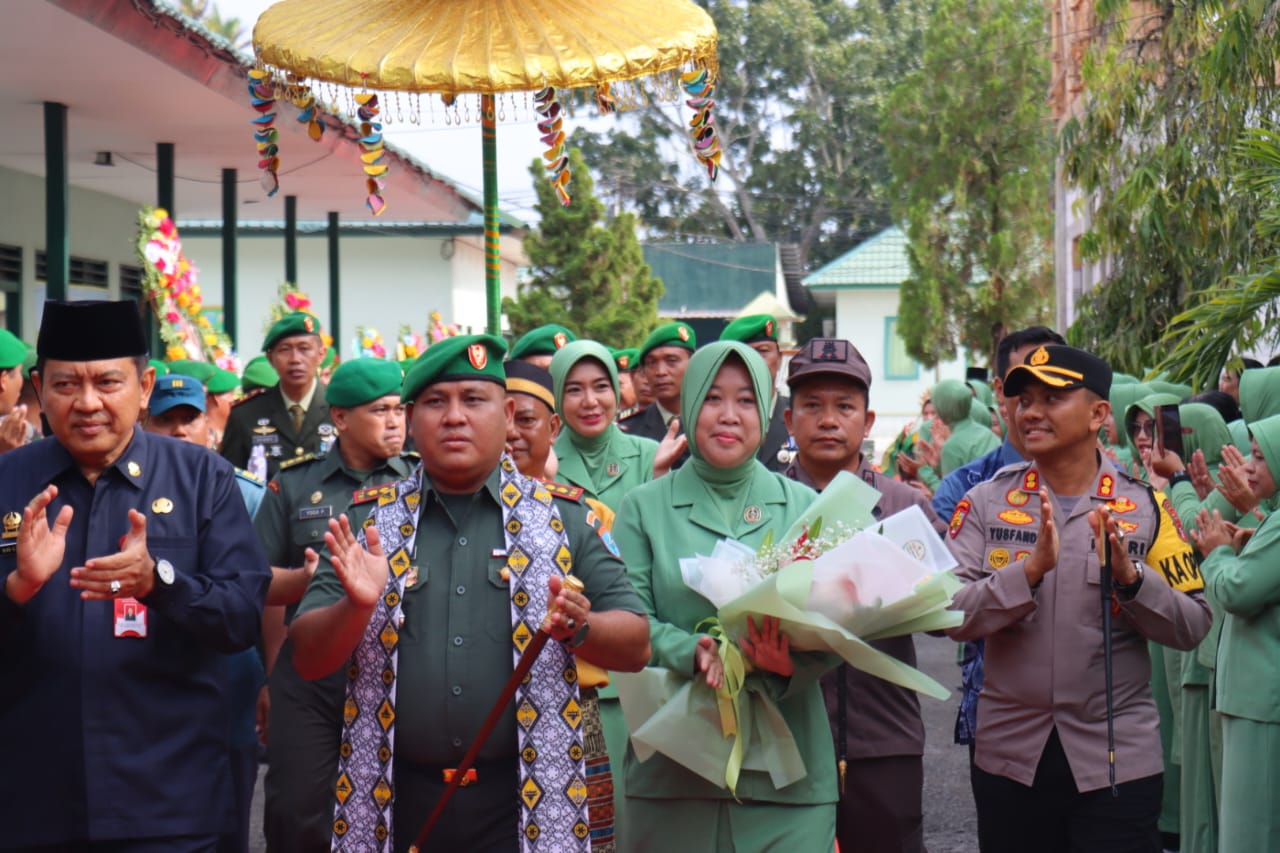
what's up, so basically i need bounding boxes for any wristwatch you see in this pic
[1115,563,1144,598]
[567,619,591,651]
[1168,470,1191,488]
[153,557,175,587]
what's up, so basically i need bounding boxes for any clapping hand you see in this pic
[694,635,725,689]
[72,508,156,600]
[1215,445,1258,513]
[653,417,688,479]
[324,515,389,610]
[8,486,73,605]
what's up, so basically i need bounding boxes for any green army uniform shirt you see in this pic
[254,445,417,623]
[221,384,334,480]
[297,464,645,767]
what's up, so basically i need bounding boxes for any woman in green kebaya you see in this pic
[613,341,837,851]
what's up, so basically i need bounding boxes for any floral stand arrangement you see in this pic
[136,207,239,371]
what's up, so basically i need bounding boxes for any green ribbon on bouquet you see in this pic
[696,616,748,798]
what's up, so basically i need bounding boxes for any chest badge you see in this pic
[151,497,174,515]
[253,422,277,435]
[310,490,324,505]
[997,509,1033,525]
[744,505,762,524]
[607,462,620,477]
[1097,474,1115,498]
[1005,488,1030,507]
[2,511,20,540]
[127,461,141,478]
[988,548,1011,569]
[1107,497,1137,513]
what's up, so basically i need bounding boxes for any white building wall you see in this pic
[833,286,967,454]
[0,165,143,335]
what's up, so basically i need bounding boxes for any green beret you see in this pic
[241,355,279,393]
[263,311,322,351]
[326,358,404,407]
[613,347,641,372]
[22,343,37,378]
[148,358,169,377]
[719,314,778,345]
[508,324,576,360]
[206,367,239,395]
[0,330,26,370]
[402,334,507,403]
[638,321,696,364]
[167,359,215,384]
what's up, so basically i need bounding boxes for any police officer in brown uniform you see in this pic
[945,344,1211,853]
[782,338,946,853]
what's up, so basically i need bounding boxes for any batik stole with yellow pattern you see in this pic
[330,459,590,852]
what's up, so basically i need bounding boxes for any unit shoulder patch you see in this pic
[235,467,265,484]
[540,480,585,502]
[352,483,397,505]
[231,388,269,408]
[280,452,319,470]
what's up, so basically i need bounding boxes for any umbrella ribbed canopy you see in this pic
[253,0,719,93]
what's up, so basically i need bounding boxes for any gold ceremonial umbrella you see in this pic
[252,0,720,336]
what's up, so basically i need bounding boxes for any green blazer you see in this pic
[613,461,838,805]
[552,428,658,511]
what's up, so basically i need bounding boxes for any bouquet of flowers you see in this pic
[354,326,388,359]
[136,207,240,371]
[614,471,962,795]
[427,310,461,344]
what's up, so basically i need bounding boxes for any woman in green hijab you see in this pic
[549,340,665,509]
[1192,412,1280,852]
[613,341,836,850]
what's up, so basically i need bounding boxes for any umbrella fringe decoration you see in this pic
[245,62,720,214]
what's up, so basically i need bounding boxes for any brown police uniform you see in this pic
[946,458,1211,849]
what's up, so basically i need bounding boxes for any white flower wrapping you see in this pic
[616,471,963,792]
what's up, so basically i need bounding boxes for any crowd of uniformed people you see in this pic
[0,301,1273,853]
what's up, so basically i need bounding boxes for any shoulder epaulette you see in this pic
[232,388,268,407]
[280,452,319,470]
[541,480,585,502]
[404,450,421,459]
[353,483,397,505]
[234,467,265,484]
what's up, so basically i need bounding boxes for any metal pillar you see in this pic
[328,211,340,357]
[285,195,298,284]
[222,169,238,349]
[44,102,68,302]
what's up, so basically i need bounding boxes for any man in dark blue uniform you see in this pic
[0,300,271,851]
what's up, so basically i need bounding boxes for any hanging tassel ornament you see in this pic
[682,67,722,181]
[247,69,280,197]
[595,82,617,116]
[289,76,325,142]
[534,86,571,206]
[356,92,388,216]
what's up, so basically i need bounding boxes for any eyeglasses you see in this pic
[1128,421,1155,438]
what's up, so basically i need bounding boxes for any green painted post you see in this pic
[43,102,68,303]
[222,169,238,351]
[481,95,501,337]
[328,211,340,357]
[285,195,298,284]
[154,142,176,356]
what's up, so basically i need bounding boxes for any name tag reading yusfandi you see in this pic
[114,598,147,638]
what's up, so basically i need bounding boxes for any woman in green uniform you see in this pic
[613,341,837,851]
[549,340,663,506]
[1192,412,1280,853]
[549,339,664,849]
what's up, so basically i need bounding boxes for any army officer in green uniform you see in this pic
[258,358,417,852]
[290,335,651,852]
[221,312,334,479]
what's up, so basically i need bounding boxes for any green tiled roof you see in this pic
[803,227,909,288]
[643,242,779,316]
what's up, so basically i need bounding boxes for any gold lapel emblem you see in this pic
[607,462,620,477]
[151,497,174,515]
[127,461,141,477]
[2,511,20,540]
[310,490,323,505]
[405,565,419,587]
[744,505,762,524]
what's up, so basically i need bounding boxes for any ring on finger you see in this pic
[566,616,577,631]
[109,579,122,596]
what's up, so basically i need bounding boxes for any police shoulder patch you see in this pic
[541,480,585,502]
[235,466,265,484]
[280,452,318,470]
[948,498,972,539]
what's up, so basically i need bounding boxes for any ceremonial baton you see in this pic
[1101,526,1118,797]
[409,575,585,852]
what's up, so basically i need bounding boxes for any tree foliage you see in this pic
[881,0,1055,369]
[1062,0,1280,382]
[571,0,934,271]
[504,149,664,347]
[181,0,248,49]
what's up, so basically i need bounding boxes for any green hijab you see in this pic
[1178,403,1232,469]
[968,380,995,410]
[1123,393,1180,458]
[1240,366,1280,423]
[1147,379,1193,400]
[549,340,625,495]
[681,341,771,488]
[969,397,992,427]
[1249,413,1280,488]
[932,379,973,427]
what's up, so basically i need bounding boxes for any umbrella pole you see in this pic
[482,94,502,337]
